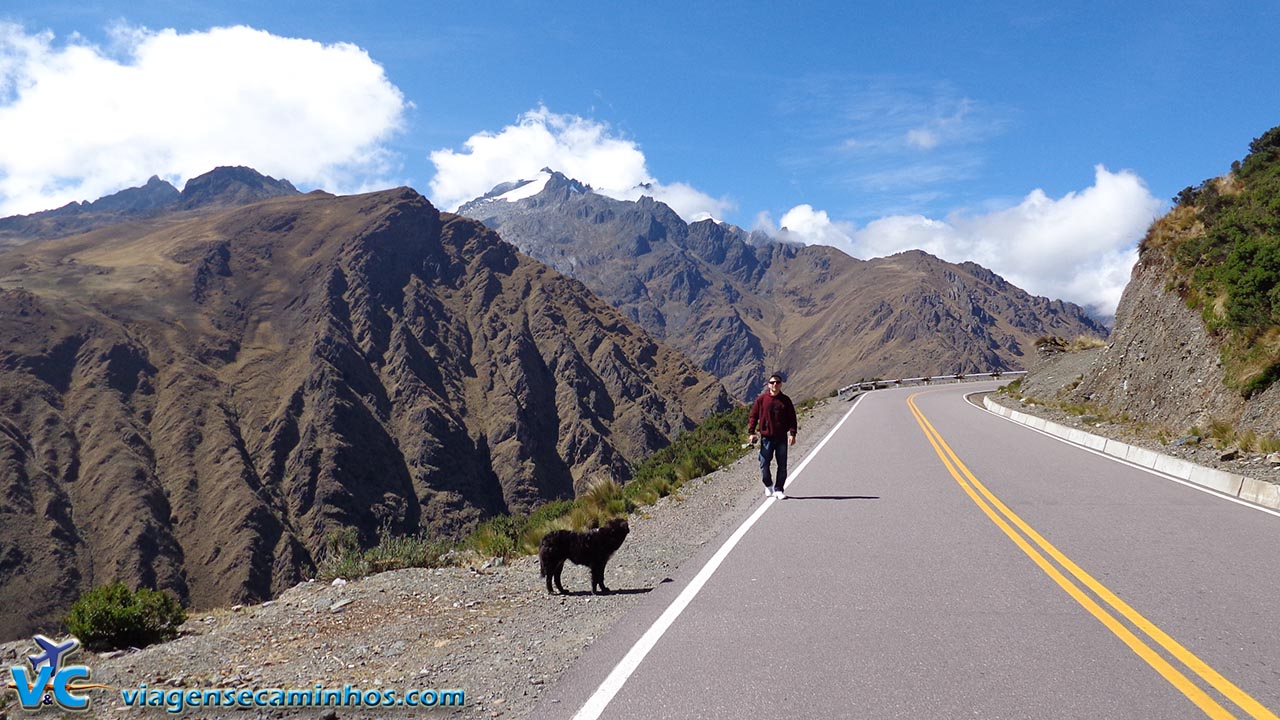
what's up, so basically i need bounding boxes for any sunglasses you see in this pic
[767,380,781,385]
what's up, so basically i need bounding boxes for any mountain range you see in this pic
[0,167,728,639]
[0,168,300,248]
[0,164,1111,640]
[459,171,1108,401]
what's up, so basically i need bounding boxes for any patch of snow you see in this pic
[497,172,552,202]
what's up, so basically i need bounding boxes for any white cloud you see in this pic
[905,129,940,150]
[0,23,407,216]
[774,166,1163,318]
[778,204,856,250]
[428,106,733,222]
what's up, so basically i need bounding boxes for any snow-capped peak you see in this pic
[495,171,552,202]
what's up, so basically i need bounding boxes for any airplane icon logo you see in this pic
[28,635,80,672]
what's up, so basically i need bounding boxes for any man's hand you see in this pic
[747,433,758,445]
[788,434,796,446]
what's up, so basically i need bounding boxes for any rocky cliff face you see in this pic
[461,173,1108,401]
[1068,226,1280,436]
[0,171,730,639]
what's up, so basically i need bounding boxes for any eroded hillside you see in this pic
[0,171,730,639]
[461,173,1108,401]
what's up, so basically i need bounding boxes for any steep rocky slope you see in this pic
[0,169,730,640]
[1065,248,1259,431]
[461,173,1107,401]
[1067,242,1280,436]
[1067,130,1280,437]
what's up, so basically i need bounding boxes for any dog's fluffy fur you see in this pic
[539,518,629,594]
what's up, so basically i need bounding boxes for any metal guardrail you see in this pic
[836,370,1026,399]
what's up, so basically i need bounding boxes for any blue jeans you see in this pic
[759,436,789,490]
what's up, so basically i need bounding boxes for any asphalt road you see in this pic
[532,382,1280,719]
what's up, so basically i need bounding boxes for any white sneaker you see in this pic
[764,486,773,497]
[774,489,785,499]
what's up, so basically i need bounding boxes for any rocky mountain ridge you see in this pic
[0,168,730,640]
[460,172,1109,401]
[0,167,299,247]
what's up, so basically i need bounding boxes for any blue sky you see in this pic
[2,1,1278,317]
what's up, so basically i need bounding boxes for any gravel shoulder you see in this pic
[0,398,855,720]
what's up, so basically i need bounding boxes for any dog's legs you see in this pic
[590,562,611,594]
[552,560,569,594]
[548,560,566,593]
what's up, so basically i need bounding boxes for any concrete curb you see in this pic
[982,396,1280,512]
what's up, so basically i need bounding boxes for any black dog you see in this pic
[539,518,629,594]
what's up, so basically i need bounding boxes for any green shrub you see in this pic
[577,478,629,524]
[1239,429,1258,452]
[526,499,575,527]
[998,378,1024,398]
[316,527,368,581]
[1061,402,1090,416]
[363,531,450,573]
[1161,124,1280,396]
[65,582,186,651]
[470,515,523,559]
[629,405,750,489]
[318,525,452,580]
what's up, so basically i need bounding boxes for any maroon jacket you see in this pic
[748,391,798,439]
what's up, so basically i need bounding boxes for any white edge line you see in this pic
[571,394,867,720]
[966,391,1280,520]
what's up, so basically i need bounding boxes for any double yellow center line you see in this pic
[907,391,1276,720]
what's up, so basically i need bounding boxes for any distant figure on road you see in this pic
[747,372,798,499]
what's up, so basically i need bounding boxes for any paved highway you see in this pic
[533,382,1280,719]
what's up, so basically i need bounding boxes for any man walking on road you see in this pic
[747,373,798,499]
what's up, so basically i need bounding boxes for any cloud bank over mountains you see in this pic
[0,21,1161,317]
[762,166,1162,318]
[0,23,407,217]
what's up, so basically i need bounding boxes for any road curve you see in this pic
[532,382,1280,719]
